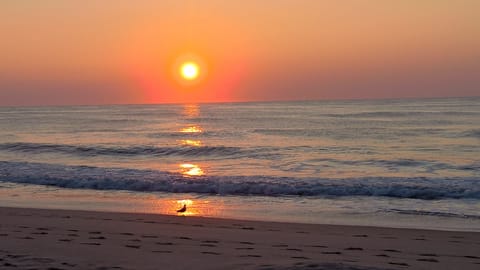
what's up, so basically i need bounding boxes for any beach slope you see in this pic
[0,207,479,269]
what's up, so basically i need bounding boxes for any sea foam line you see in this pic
[0,161,479,200]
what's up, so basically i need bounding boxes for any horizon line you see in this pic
[1,94,479,109]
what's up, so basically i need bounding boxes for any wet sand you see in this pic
[0,207,479,270]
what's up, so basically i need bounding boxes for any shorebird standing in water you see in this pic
[177,204,187,213]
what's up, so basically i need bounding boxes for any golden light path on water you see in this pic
[160,104,207,216]
[179,163,204,176]
[178,103,205,188]
[180,139,202,146]
[180,126,203,133]
[148,198,223,217]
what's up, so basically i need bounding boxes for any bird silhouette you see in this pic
[177,204,187,213]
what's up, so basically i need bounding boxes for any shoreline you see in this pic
[2,205,479,234]
[1,206,479,269]
[2,182,479,233]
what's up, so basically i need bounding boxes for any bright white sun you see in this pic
[180,62,199,80]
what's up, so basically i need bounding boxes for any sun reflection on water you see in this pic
[178,104,206,177]
[179,163,204,176]
[180,126,203,133]
[180,139,202,146]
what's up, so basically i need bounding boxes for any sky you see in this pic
[1,1,479,106]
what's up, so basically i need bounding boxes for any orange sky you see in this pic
[1,1,479,106]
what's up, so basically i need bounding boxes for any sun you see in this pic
[180,62,199,80]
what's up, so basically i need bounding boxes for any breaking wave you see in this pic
[0,161,478,200]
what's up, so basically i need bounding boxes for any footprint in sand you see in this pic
[239,254,262,258]
[375,254,390,257]
[388,262,409,267]
[383,249,401,253]
[322,251,342,255]
[419,253,437,257]
[31,232,48,235]
[202,251,221,255]
[141,235,158,238]
[464,255,480,259]
[89,236,106,240]
[175,236,193,240]
[344,247,363,251]
[417,258,439,263]
[152,250,173,253]
[291,256,310,259]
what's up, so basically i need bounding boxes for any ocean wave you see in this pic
[0,161,479,200]
[306,158,480,172]
[386,209,480,219]
[0,142,275,159]
[324,111,480,118]
[252,128,322,137]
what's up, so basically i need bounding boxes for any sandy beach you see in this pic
[0,207,478,270]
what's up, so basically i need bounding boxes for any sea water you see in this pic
[0,98,479,231]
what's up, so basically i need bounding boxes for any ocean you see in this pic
[0,97,479,231]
